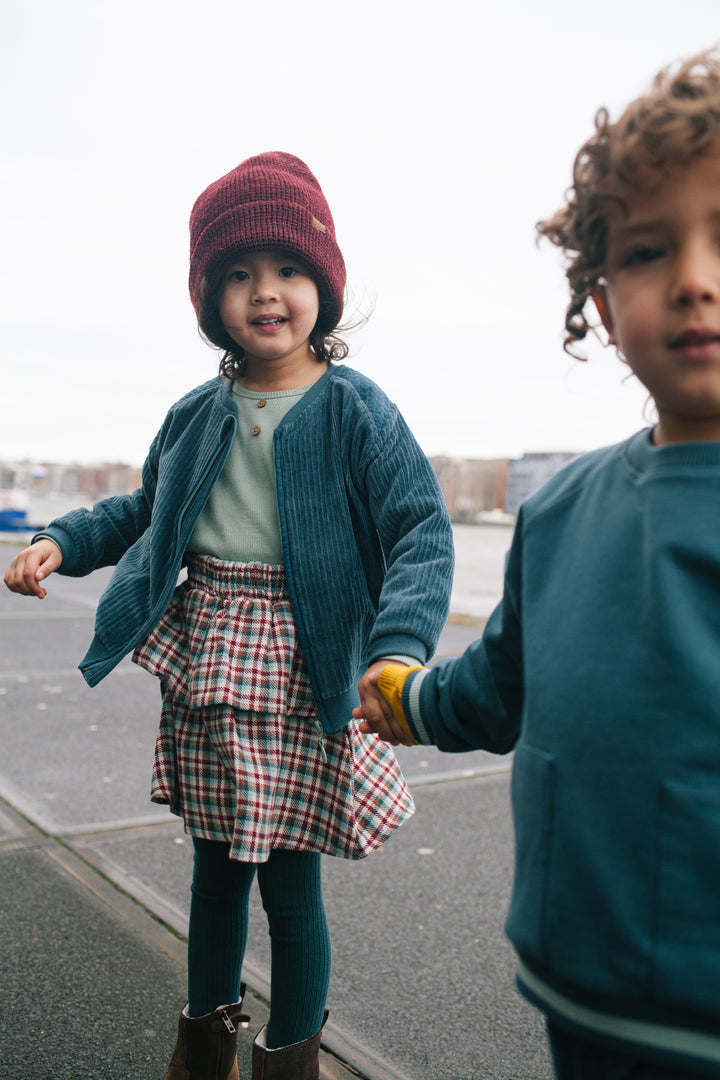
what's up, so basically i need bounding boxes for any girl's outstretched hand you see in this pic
[354,660,415,746]
[3,539,63,599]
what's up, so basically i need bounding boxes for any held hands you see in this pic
[354,661,421,746]
[3,539,63,599]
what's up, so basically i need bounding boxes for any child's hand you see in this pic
[354,660,417,746]
[4,539,63,599]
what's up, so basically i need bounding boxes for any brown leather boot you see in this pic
[163,987,250,1080]
[251,1012,328,1080]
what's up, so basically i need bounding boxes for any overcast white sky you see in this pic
[2,2,717,466]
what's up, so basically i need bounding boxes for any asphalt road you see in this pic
[0,541,552,1079]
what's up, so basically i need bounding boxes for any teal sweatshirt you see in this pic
[400,429,720,1073]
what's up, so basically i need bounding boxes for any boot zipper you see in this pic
[218,1008,236,1034]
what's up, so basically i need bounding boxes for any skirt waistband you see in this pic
[186,554,288,600]
[134,554,311,716]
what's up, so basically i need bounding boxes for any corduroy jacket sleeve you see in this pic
[34,425,162,576]
[273,367,455,732]
[362,404,455,662]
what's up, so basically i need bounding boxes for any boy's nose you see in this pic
[672,244,720,306]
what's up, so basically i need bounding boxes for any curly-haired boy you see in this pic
[360,51,720,1078]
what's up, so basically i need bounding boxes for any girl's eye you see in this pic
[227,269,249,282]
[279,266,298,278]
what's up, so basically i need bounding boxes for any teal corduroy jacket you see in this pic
[40,364,454,733]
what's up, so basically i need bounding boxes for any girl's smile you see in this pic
[251,315,288,330]
[218,250,321,384]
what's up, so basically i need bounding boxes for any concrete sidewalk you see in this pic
[0,542,552,1079]
[0,798,372,1080]
[0,769,552,1080]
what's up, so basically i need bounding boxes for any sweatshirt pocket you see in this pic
[653,777,720,1013]
[504,742,556,963]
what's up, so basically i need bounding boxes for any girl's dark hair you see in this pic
[537,50,720,358]
[196,275,349,379]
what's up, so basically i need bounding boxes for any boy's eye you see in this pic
[622,244,665,268]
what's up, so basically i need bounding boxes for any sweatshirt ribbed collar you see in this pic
[625,426,720,475]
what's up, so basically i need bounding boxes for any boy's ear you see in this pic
[592,287,616,345]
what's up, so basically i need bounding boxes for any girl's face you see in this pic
[218,250,320,375]
[594,153,720,446]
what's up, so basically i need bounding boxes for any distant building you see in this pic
[0,460,142,501]
[1,451,577,525]
[431,457,510,523]
[504,451,578,517]
[0,464,20,489]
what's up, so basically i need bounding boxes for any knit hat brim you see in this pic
[191,201,344,329]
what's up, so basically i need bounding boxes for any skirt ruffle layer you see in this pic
[133,555,414,862]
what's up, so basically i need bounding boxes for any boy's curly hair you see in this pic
[538,50,720,357]
[196,275,349,380]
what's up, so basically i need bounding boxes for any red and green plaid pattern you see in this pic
[135,556,414,862]
[134,557,314,716]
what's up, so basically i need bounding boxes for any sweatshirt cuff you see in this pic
[377,665,422,743]
[377,664,435,745]
[401,668,433,745]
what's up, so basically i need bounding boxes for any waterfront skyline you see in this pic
[2,1,715,465]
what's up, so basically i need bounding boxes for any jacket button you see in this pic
[257,399,267,408]
[252,425,261,436]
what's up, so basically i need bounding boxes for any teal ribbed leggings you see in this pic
[188,838,331,1048]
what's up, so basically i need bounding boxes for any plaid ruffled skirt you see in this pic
[132,555,414,862]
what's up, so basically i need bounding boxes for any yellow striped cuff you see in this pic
[377,664,424,743]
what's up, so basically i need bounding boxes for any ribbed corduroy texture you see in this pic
[189,152,346,339]
[41,367,454,731]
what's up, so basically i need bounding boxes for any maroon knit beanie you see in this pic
[189,152,346,343]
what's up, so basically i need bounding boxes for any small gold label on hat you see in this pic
[311,216,327,233]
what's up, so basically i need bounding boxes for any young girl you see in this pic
[4,152,454,1080]
[363,52,720,1079]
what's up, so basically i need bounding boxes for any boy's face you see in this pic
[594,153,720,445]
